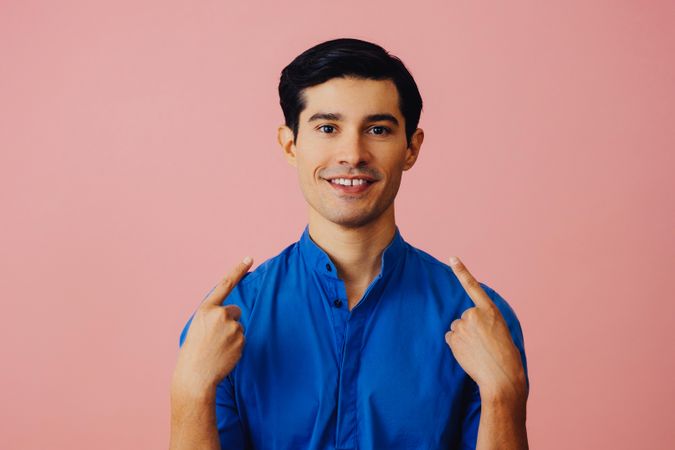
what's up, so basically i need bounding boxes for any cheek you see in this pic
[295,152,325,181]
[294,160,322,195]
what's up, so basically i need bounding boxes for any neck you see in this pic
[307,205,397,285]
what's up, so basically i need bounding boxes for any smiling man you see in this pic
[170,38,530,450]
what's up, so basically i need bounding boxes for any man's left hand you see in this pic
[445,256,528,404]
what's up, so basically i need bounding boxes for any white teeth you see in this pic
[330,178,369,186]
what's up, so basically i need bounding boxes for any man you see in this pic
[170,38,529,450]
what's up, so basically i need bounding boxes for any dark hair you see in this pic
[278,38,423,147]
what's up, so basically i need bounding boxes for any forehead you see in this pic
[299,77,402,121]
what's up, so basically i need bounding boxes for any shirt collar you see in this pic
[298,224,406,280]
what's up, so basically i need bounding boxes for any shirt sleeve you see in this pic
[178,282,251,450]
[457,282,530,449]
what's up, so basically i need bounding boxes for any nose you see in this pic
[336,132,371,167]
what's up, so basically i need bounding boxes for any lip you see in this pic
[323,175,376,183]
[323,178,375,195]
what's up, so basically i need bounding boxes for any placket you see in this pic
[333,274,384,450]
[322,271,350,363]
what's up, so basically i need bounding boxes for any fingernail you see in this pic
[449,256,459,265]
[243,256,253,265]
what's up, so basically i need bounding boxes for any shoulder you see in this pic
[405,243,456,277]
[404,243,522,321]
[218,240,302,316]
[402,242,526,355]
[178,240,300,347]
[480,280,529,391]
[478,282,521,329]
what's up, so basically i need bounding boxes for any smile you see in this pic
[330,178,371,186]
[323,177,375,195]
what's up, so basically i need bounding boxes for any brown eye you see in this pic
[370,126,391,136]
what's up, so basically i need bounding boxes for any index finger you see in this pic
[449,256,494,309]
[203,256,254,307]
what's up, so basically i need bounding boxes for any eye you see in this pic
[369,126,391,136]
[317,124,336,134]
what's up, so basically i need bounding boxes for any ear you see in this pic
[403,128,424,171]
[277,124,297,167]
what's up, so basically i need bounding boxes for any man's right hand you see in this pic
[171,256,254,398]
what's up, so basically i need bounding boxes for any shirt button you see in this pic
[325,263,332,272]
[333,299,343,308]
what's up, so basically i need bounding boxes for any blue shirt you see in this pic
[179,225,529,450]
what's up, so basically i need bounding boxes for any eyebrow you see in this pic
[307,112,399,126]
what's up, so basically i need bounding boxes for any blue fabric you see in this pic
[179,225,529,449]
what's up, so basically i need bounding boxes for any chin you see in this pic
[320,207,386,229]
[329,217,373,229]
[302,188,394,229]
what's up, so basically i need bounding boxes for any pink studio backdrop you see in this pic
[1,1,673,449]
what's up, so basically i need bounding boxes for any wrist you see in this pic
[479,373,528,410]
[170,374,218,428]
[170,369,218,404]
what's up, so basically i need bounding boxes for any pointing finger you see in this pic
[449,256,494,309]
[203,256,254,307]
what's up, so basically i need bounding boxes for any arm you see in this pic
[169,257,253,450]
[446,256,529,450]
[170,380,220,450]
[476,381,529,450]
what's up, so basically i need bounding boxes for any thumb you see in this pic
[223,304,242,321]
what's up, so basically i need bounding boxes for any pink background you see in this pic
[1,0,673,448]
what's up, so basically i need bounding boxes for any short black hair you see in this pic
[278,38,423,147]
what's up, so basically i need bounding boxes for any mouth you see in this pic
[322,176,376,195]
